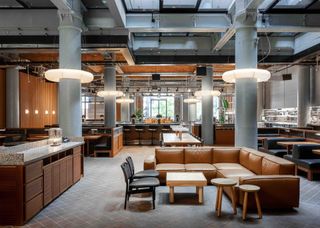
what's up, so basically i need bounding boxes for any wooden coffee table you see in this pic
[277,141,319,154]
[166,172,207,204]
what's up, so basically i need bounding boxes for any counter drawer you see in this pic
[25,193,43,221]
[25,161,43,184]
[25,177,43,202]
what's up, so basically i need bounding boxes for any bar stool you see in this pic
[239,184,262,220]
[135,126,144,145]
[211,178,237,217]
[148,126,158,145]
[161,125,171,133]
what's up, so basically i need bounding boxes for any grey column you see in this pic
[121,102,130,122]
[58,0,82,137]
[6,67,20,128]
[174,95,182,122]
[257,82,264,121]
[297,66,311,127]
[201,66,214,145]
[235,2,258,148]
[183,94,189,123]
[104,66,116,127]
[310,66,320,106]
[189,103,197,122]
[129,101,135,117]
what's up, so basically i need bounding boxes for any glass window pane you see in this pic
[199,0,234,10]
[163,0,197,8]
[275,0,314,8]
[125,0,159,10]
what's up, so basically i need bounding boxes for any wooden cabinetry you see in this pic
[0,145,83,226]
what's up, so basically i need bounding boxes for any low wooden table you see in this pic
[277,141,319,154]
[166,172,207,204]
[162,133,201,147]
[239,184,262,220]
[211,178,237,217]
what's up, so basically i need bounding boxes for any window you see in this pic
[143,96,174,118]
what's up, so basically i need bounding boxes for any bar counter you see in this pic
[0,139,84,225]
[117,123,180,145]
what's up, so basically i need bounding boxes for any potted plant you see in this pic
[135,109,144,122]
[156,114,162,124]
[131,114,136,124]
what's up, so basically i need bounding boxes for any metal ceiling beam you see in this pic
[213,26,236,51]
[106,0,126,27]
[50,0,72,11]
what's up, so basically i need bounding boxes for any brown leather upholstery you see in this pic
[144,155,156,170]
[212,148,240,163]
[155,148,184,164]
[185,163,216,184]
[185,148,212,164]
[214,163,244,170]
[144,146,299,209]
[156,163,185,184]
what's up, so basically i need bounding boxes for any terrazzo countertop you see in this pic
[0,140,83,165]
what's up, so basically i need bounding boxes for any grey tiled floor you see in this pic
[21,146,320,228]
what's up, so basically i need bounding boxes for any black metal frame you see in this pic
[261,0,320,14]
[121,162,156,210]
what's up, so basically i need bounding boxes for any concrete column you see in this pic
[6,67,20,128]
[121,102,130,122]
[129,101,135,117]
[58,0,82,137]
[174,95,182,122]
[310,66,320,106]
[235,1,258,149]
[257,82,264,121]
[201,66,214,145]
[182,94,189,123]
[297,66,311,127]
[104,66,116,128]
[189,103,197,121]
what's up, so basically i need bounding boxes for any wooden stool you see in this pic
[211,178,237,217]
[239,184,262,220]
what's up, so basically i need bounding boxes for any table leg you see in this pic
[198,187,203,204]
[169,186,174,203]
[215,187,219,211]
[217,187,223,217]
[86,140,90,157]
[242,192,248,220]
[254,192,262,219]
[231,186,237,215]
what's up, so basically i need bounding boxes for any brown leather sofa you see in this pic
[144,147,299,209]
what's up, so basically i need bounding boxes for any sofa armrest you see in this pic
[144,155,156,170]
[239,175,300,209]
[292,144,320,159]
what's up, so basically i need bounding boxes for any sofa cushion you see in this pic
[217,168,255,182]
[247,153,263,174]
[262,155,295,175]
[155,148,184,164]
[212,148,240,163]
[185,163,216,183]
[156,163,185,171]
[185,148,212,164]
[239,149,250,168]
[214,163,244,170]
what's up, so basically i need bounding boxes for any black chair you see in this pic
[121,162,160,210]
[126,156,159,179]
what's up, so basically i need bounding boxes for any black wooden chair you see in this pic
[121,162,160,210]
[126,156,159,179]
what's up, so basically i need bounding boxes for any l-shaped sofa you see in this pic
[144,147,299,209]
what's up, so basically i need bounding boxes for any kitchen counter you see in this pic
[0,140,83,165]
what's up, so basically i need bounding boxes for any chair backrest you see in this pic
[126,156,135,177]
[121,162,132,187]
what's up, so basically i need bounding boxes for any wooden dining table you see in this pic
[83,135,102,156]
[277,141,320,154]
[162,133,201,147]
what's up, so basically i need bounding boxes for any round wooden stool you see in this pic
[211,178,237,217]
[239,184,262,220]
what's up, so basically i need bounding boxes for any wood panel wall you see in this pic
[19,72,58,128]
[116,103,121,121]
[0,69,5,128]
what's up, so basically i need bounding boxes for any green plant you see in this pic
[222,98,229,110]
[135,109,144,120]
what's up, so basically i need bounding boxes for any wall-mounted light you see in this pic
[25,109,29,114]
[45,110,49,115]
[35,110,39,114]
[52,110,56,115]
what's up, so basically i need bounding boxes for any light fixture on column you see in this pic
[35,110,39,114]
[222,68,271,83]
[44,69,94,83]
[116,94,134,103]
[183,94,200,103]
[97,90,124,97]
[25,109,29,114]
[194,90,221,98]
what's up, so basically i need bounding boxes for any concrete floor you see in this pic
[22,146,320,228]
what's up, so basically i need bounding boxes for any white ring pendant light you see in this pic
[194,90,221,97]
[116,97,134,103]
[222,68,271,83]
[45,69,93,84]
[183,97,200,103]
[97,90,124,97]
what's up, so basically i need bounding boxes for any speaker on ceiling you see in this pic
[196,66,207,76]
[152,73,161,80]
[282,74,292,80]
